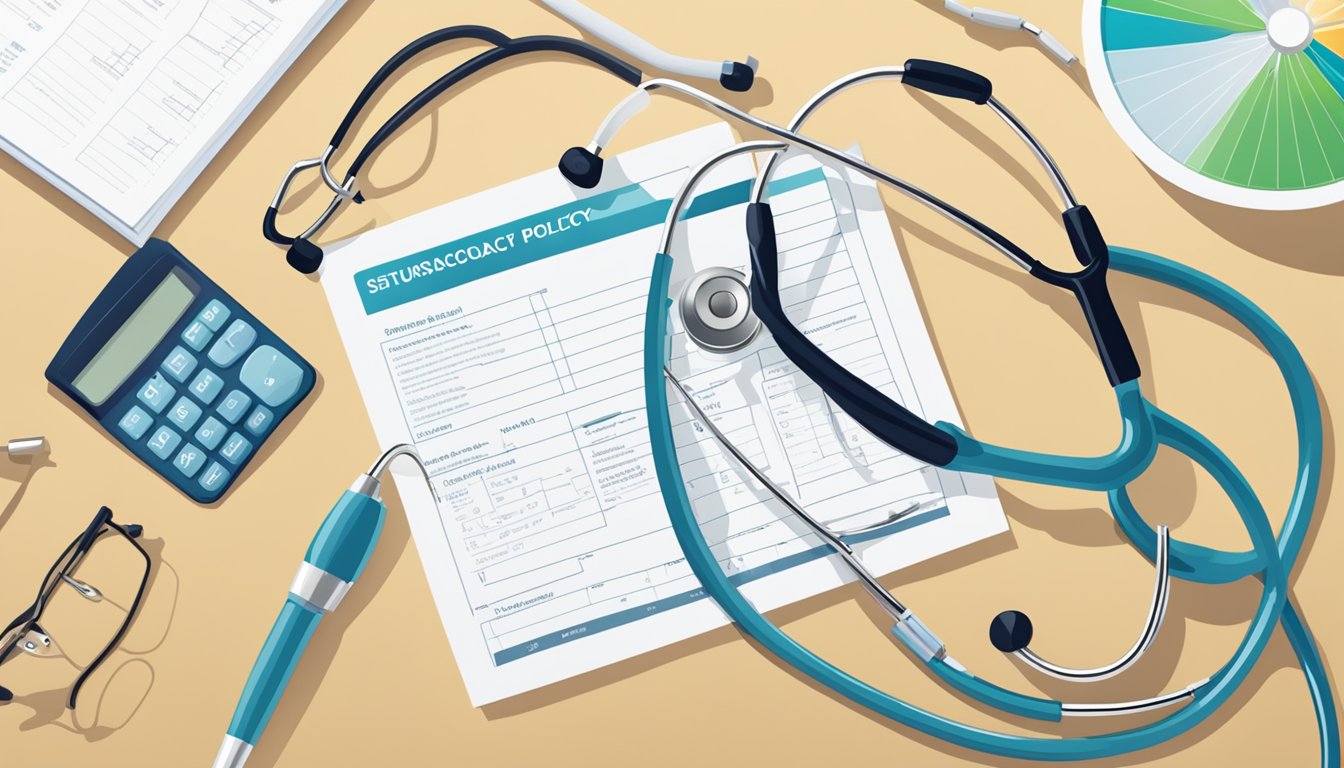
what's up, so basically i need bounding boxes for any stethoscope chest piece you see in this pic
[679,267,760,352]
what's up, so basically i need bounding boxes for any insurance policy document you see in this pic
[321,124,1007,705]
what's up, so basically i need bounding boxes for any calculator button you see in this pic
[207,320,257,367]
[136,374,175,414]
[173,443,206,478]
[146,426,182,460]
[244,406,274,435]
[167,397,203,431]
[195,417,227,450]
[181,321,213,352]
[118,406,153,440]
[198,462,231,494]
[219,432,253,465]
[217,389,252,424]
[197,299,231,332]
[189,368,223,404]
[161,346,198,383]
[239,346,304,407]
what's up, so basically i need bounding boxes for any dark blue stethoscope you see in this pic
[558,62,1339,764]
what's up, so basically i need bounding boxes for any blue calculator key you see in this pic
[244,405,273,435]
[161,346,198,383]
[181,320,213,352]
[118,406,153,440]
[189,368,223,404]
[173,443,206,478]
[146,426,182,460]
[217,389,252,424]
[239,346,304,407]
[208,320,257,367]
[199,462,231,494]
[195,417,227,450]
[167,397,203,431]
[197,299,231,332]
[219,432,253,465]
[137,374,175,414]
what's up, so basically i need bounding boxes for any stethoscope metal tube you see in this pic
[663,364,910,624]
[1010,525,1171,681]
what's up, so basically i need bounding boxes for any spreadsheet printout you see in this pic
[0,0,343,242]
[320,124,1008,704]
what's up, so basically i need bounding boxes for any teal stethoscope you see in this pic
[559,61,1339,764]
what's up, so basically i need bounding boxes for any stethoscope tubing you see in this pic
[645,244,1321,760]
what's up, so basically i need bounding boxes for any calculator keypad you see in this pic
[147,426,182,459]
[189,369,224,404]
[167,397,203,431]
[110,294,309,502]
[244,406,273,435]
[198,299,231,331]
[219,432,252,465]
[137,374,175,413]
[162,346,198,383]
[208,320,256,367]
[195,417,227,451]
[239,346,305,407]
[119,406,153,440]
[217,389,252,424]
[199,462,231,493]
[181,320,213,351]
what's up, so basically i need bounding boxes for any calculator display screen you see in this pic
[73,269,197,406]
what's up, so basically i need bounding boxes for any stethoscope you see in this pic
[560,64,1338,763]
[261,16,758,275]
[252,16,1337,761]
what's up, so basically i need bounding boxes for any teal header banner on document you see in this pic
[353,168,826,315]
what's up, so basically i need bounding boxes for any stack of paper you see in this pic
[0,0,345,243]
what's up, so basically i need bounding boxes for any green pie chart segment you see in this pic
[1098,0,1344,194]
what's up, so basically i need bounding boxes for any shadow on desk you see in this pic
[7,537,180,742]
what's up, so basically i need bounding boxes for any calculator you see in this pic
[47,239,316,504]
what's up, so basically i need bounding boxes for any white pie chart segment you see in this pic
[1107,34,1274,163]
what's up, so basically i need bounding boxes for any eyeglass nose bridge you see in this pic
[263,148,361,246]
[17,626,63,659]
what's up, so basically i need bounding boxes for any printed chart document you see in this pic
[320,124,1008,705]
[0,0,346,243]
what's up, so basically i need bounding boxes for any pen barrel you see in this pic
[226,596,323,747]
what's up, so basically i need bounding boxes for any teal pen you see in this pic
[212,445,428,768]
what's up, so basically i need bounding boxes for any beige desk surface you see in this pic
[2,1,1340,766]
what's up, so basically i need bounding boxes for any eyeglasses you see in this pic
[0,506,150,708]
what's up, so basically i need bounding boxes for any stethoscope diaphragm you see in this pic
[678,267,760,353]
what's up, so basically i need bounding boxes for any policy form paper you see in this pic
[320,123,1008,705]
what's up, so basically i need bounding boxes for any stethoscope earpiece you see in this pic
[286,238,325,275]
[558,146,604,189]
[988,609,1034,653]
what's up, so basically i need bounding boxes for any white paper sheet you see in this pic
[320,123,1007,705]
[0,0,344,243]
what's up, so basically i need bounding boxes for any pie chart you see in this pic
[1083,0,1344,209]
